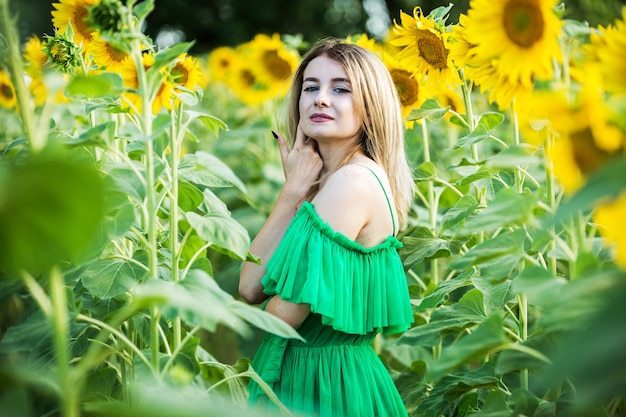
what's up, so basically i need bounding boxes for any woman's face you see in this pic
[298,55,362,144]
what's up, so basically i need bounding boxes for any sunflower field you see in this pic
[0,0,625,416]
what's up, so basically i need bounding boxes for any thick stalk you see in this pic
[170,106,183,349]
[517,293,529,391]
[543,129,558,275]
[50,267,79,417]
[0,0,41,151]
[421,120,439,285]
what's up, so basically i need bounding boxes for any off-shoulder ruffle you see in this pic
[261,202,413,335]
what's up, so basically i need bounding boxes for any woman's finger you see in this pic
[273,130,290,163]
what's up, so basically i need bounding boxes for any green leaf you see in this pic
[177,181,204,211]
[149,42,194,73]
[428,314,507,381]
[0,156,105,273]
[441,195,479,231]
[416,270,474,312]
[107,164,146,202]
[228,300,304,341]
[65,72,123,99]
[414,161,436,180]
[450,229,526,270]
[407,98,450,122]
[132,269,250,336]
[400,226,459,268]
[133,0,155,22]
[485,144,541,168]
[66,121,116,146]
[185,111,228,137]
[477,112,505,130]
[397,289,487,347]
[463,188,537,233]
[179,151,246,192]
[81,259,147,299]
[453,124,492,149]
[186,210,250,262]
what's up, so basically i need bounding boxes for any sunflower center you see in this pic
[1,83,14,100]
[73,6,94,41]
[171,63,189,85]
[390,69,419,106]
[503,0,545,48]
[415,30,448,69]
[106,43,127,63]
[570,128,610,174]
[241,69,256,87]
[263,50,292,80]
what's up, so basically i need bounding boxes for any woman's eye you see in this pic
[303,85,318,92]
[334,87,351,93]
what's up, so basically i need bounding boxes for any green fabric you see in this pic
[248,202,413,416]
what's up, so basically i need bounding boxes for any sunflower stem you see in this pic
[170,104,183,350]
[421,120,439,285]
[0,0,42,152]
[543,128,558,276]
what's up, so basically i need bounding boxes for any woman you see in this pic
[239,38,415,416]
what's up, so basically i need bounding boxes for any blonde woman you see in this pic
[239,38,414,416]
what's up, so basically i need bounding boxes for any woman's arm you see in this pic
[238,128,323,305]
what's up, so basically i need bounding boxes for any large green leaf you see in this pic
[407,98,450,122]
[400,226,460,268]
[485,144,541,169]
[0,156,105,273]
[177,181,204,211]
[81,259,147,299]
[428,314,507,381]
[65,73,123,99]
[462,188,537,233]
[186,210,250,262]
[450,229,526,270]
[132,269,250,336]
[227,300,304,341]
[453,124,493,150]
[397,289,487,347]
[415,270,474,312]
[441,194,479,232]
[178,151,246,192]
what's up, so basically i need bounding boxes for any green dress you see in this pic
[248,200,414,417]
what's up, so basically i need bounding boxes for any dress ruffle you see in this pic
[261,202,414,335]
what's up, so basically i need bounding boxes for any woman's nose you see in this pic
[314,91,330,107]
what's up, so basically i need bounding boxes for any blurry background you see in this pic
[9,0,626,54]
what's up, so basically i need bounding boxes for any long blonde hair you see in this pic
[285,38,415,230]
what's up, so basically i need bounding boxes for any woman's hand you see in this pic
[275,124,323,200]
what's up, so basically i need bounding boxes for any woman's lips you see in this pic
[310,113,333,122]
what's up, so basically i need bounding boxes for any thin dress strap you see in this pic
[358,165,397,235]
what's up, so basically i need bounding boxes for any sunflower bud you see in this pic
[43,26,82,74]
[87,0,124,34]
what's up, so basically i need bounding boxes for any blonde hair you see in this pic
[285,38,415,230]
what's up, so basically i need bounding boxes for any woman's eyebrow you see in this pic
[303,77,351,83]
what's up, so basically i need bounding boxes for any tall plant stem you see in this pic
[421,120,439,285]
[543,129,558,275]
[131,40,160,371]
[50,267,79,417]
[511,107,524,194]
[517,293,529,391]
[169,106,184,349]
[0,0,42,151]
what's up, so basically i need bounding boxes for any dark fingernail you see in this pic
[271,130,278,139]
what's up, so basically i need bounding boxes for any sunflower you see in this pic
[390,7,461,89]
[586,7,626,94]
[594,191,626,270]
[0,70,17,109]
[207,46,240,83]
[52,0,100,47]
[462,0,562,89]
[245,33,300,95]
[165,53,206,109]
[522,77,625,193]
[120,52,172,114]
[88,32,130,71]
[23,35,49,75]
